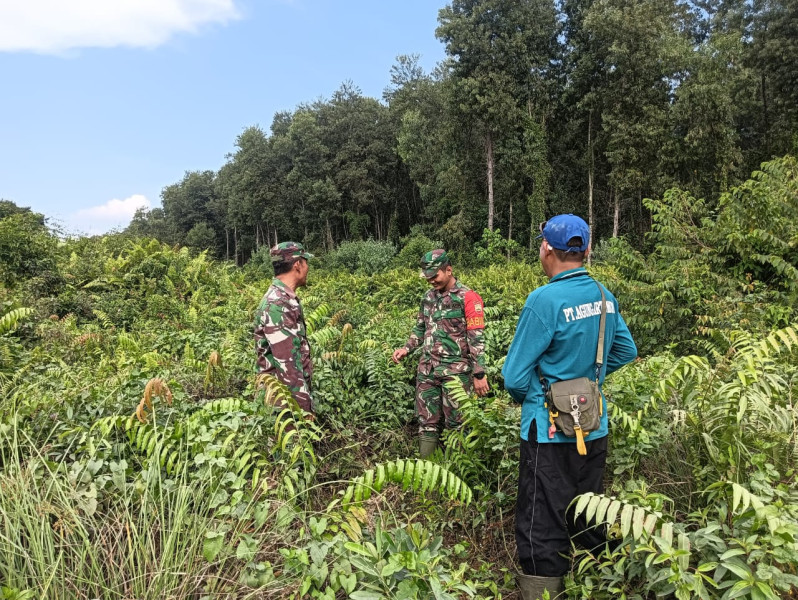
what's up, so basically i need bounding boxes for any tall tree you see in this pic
[436,0,559,231]
[750,0,798,159]
[319,83,397,241]
[583,0,688,238]
[161,170,218,247]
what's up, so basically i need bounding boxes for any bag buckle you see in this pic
[570,396,581,426]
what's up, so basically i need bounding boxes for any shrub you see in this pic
[393,226,443,269]
[323,239,396,274]
[0,212,57,286]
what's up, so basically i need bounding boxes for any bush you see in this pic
[323,239,396,274]
[0,213,58,286]
[393,226,443,269]
[185,222,217,253]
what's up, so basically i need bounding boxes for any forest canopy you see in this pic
[122,0,798,266]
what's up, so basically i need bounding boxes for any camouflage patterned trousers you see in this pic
[415,371,472,434]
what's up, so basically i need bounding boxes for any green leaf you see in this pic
[732,483,743,512]
[235,535,259,561]
[344,542,373,557]
[620,503,634,538]
[350,592,383,600]
[719,548,746,561]
[573,493,592,519]
[381,560,404,578]
[585,494,602,524]
[753,581,780,600]
[605,499,621,527]
[348,555,380,577]
[203,531,225,562]
[340,573,357,594]
[595,496,612,524]
[632,507,646,540]
[723,560,753,580]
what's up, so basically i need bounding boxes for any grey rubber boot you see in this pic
[517,573,564,600]
[418,433,439,458]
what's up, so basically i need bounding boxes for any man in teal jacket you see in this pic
[502,214,637,599]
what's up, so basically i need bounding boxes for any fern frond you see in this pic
[92,309,114,330]
[341,459,473,508]
[573,492,675,547]
[304,303,332,334]
[309,325,340,348]
[328,309,347,327]
[0,307,33,336]
[135,378,173,423]
[204,350,224,391]
[255,373,301,412]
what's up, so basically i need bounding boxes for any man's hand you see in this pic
[391,347,409,364]
[473,376,489,397]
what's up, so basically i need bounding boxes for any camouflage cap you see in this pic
[420,249,449,278]
[270,241,314,264]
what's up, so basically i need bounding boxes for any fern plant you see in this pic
[571,480,798,600]
[340,458,473,508]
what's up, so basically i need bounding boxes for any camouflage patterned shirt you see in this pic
[254,278,314,412]
[403,280,486,377]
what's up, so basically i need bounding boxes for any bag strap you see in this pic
[593,280,607,383]
[537,277,608,388]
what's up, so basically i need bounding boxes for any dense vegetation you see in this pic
[1,157,797,598]
[121,0,798,265]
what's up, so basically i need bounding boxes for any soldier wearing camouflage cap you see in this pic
[392,249,489,457]
[254,242,315,414]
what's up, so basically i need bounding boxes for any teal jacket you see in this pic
[502,268,637,443]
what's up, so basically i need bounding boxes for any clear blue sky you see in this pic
[0,0,446,235]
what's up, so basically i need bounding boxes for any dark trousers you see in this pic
[516,420,609,577]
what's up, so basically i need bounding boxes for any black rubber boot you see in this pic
[418,432,439,458]
[517,573,564,600]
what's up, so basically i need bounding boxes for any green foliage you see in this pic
[716,156,798,292]
[185,221,217,252]
[3,176,798,598]
[0,212,57,286]
[474,228,524,265]
[570,477,798,600]
[393,225,443,269]
[593,157,798,354]
[322,239,397,274]
[341,458,473,508]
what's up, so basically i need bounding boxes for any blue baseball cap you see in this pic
[538,214,590,252]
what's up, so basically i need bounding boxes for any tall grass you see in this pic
[0,421,289,599]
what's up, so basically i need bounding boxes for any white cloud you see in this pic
[0,0,240,54]
[69,194,150,234]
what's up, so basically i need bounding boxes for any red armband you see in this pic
[464,290,485,330]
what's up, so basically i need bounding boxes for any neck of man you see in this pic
[546,260,584,279]
[276,273,298,292]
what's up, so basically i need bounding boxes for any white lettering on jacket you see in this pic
[563,300,615,323]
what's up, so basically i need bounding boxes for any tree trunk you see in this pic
[234,226,239,266]
[587,111,594,266]
[486,131,495,231]
[612,189,620,238]
[225,228,230,261]
[507,200,513,260]
[761,73,770,156]
[326,218,334,251]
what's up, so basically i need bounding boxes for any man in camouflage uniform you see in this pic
[254,242,315,414]
[392,249,488,457]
